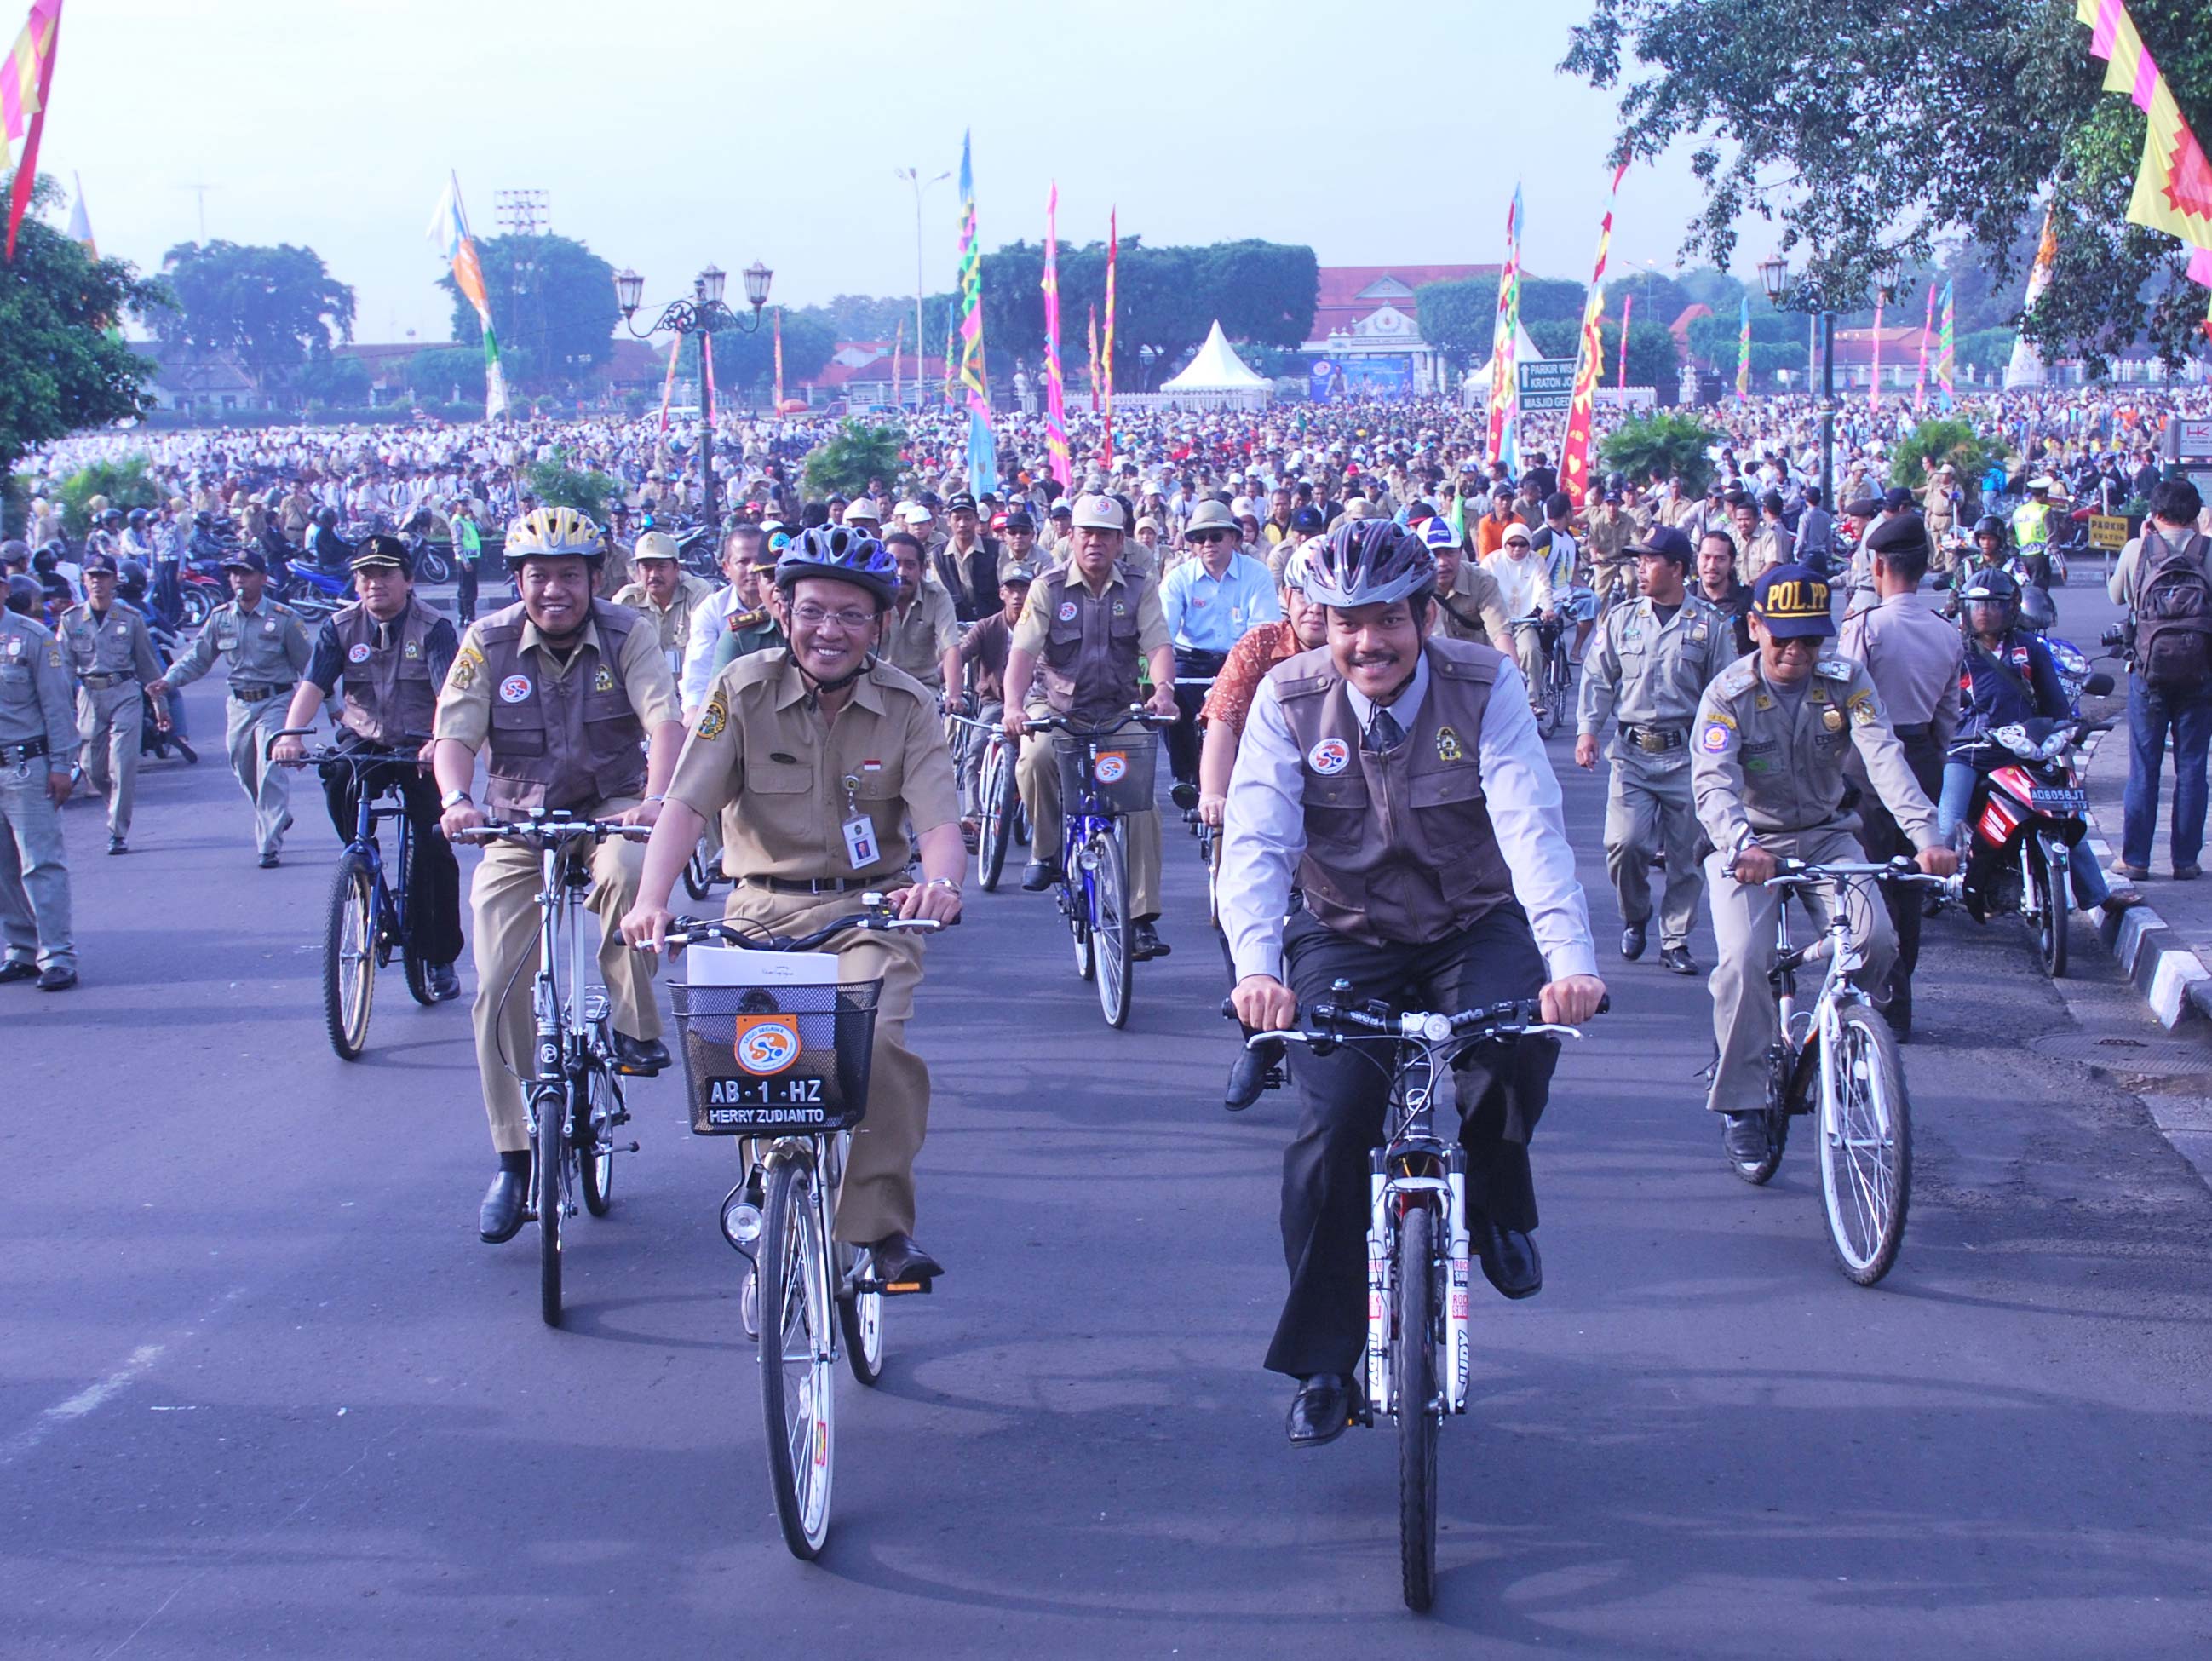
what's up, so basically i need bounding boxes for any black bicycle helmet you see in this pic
[1302,519,1435,610]
[774,525,898,607]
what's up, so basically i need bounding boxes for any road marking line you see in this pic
[0,1286,245,1468]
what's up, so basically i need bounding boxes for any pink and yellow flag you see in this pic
[2075,0,2212,273]
[1042,182,1071,488]
[1102,210,1118,470]
[4,0,62,261]
[1560,163,1628,508]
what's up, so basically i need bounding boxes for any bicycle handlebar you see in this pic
[1223,992,1606,1049]
[1024,705,1177,736]
[1763,856,1946,888]
[452,814,652,848]
[266,726,436,767]
[662,906,948,953]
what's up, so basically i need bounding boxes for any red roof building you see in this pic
[1307,264,1500,344]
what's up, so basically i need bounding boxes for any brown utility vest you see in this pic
[475,600,647,815]
[332,597,439,747]
[1270,637,1515,946]
[1032,560,1144,721]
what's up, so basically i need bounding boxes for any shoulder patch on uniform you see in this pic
[1716,657,1759,698]
[1814,656,1852,680]
[695,696,727,740]
[1698,711,1738,754]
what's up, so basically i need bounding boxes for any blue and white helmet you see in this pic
[1303,519,1435,610]
[774,525,898,607]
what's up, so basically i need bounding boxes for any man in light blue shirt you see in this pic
[1159,497,1282,785]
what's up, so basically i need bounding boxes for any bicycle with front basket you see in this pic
[1238,991,1599,1611]
[663,899,944,1560]
[453,812,651,1327]
[1727,857,1939,1286]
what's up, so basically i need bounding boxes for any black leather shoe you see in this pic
[1225,1036,1284,1112]
[257,851,280,869]
[1287,1374,1357,1447]
[1659,945,1698,974]
[1131,920,1169,960]
[0,961,36,985]
[1479,1224,1543,1299]
[35,964,76,992]
[1723,1113,1770,1167]
[1020,859,1058,892]
[427,963,462,1002]
[479,1168,529,1243]
[610,1032,669,1074]
[1883,999,1912,1043]
[107,837,128,855]
[1620,921,1647,961]
[867,1230,944,1285]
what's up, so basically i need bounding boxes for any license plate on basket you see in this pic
[698,1073,830,1129]
[2030,787,2088,813]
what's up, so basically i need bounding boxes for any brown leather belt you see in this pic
[81,672,135,690]
[230,682,296,703]
[0,737,50,764]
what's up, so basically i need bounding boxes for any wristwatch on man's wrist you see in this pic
[440,788,474,810]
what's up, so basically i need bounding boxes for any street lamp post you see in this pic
[1761,253,1836,509]
[614,259,773,538]
[894,167,949,411]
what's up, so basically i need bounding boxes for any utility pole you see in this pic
[179,181,217,243]
[895,168,948,410]
[493,191,551,394]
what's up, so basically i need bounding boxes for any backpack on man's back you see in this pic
[2131,526,2212,695]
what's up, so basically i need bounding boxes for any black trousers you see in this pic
[320,748,465,967]
[455,559,480,624]
[1265,905,1560,1378]
[1165,647,1226,785]
[1854,726,1942,1009]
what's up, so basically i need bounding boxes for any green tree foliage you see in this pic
[1684,308,1802,378]
[406,346,490,401]
[1601,317,1684,389]
[1564,0,2212,368]
[1889,417,2005,490]
[802,421,904,498]
[55,457,162,535]
[1612,269,1694,329]
[522,449,618,519]
[444,233,618,392]
[1599,410,1723,494]
[1956,327,2020,375]
[294,346,370,408]
[687,310,838,395]
[0,172,166,485]
[1413,278,1497,365]
[156,239,354,390]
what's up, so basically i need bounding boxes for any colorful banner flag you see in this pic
[956,129,998,493]
[1088,305,1100,411]
[426,171,510,420]
[657,331,680,434]
[4,0,62,261]
[64,167,89,256]
[1936,279,1956,408]
[1735,294,1752,401]
[1869,295,1884,409]
[1486,182,1523,466]
[1042,181,1072,488]
[2073,0,2212,270]
[772,307,784,415]
[891,316,904,407]
[1561,163,1629,509]
[1102,209,1118,471]
[2005,205,2058,388]
[1913,282,1936,411]
[1617,290,1633,389]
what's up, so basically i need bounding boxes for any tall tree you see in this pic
[443,233,618,393]
[0,173,166,486]
[1564,0,2212,368]
[156,239,354,389]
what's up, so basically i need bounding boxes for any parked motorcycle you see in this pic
[1956,696,2112,980]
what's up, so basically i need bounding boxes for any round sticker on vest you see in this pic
[1307,737,1352,776]
[347,642,372,664]
[498,674,532,704]
[1056,601,1078,623]
[1094,750,1128,785]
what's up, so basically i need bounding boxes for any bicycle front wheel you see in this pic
[978,742,1014,893]
[1090,828,1132,1030]
[2033,836,2068,979]
[579,1063,620,1218]
[321,851,377,1060]
[1819,1004,1912,1285]
[1204,825,1225,932]
[760,1157,835,1558]
[533,1086,566,1327]
[681,840,714,902]
[1396,1204,1440,1613]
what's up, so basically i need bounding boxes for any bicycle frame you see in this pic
[1363,1049,1474,1421]
[1769,863,1925,1130]
[528,839,596,1199]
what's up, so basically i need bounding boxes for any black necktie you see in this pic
[1365,706,1405,752]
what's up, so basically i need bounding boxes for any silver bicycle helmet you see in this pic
[1303,519,1435,610]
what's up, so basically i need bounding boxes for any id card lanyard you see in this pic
[839,773,879,871]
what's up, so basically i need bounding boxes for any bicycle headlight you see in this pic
[1418,1012,1453,1043]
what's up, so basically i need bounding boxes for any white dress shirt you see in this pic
[679,583,748,712]
[1220,650,1598,985]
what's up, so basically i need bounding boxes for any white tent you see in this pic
[1162,321,1273,399]
[1465,318,1554,395]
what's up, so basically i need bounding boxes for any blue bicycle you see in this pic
[1028,708,1177,1029]
[272,727,440,1060]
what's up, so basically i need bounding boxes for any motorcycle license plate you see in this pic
[2030,787,2088,813]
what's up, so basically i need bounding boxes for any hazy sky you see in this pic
[26,0,1719,345]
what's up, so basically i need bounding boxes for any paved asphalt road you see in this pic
[8,574,2212,1657]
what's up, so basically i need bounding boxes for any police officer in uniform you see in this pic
[149,549,313,867]
[1836,516,1963,1040]
[1574,526,1737,973]
[60,550,170,854]
[1692,564,1957,1169]
[622,526,966,1290]
[273,535,464,1000]
[1003,493,1180,962]
[0,582,78,989]
[433,507,685,1243]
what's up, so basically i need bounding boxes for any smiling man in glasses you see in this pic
[1158,498,1282,789]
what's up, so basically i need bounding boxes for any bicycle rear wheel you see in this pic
[322,852,377,1060]
[1091,828,1132,1030]
[396,821,440,1008]
[578,1060,620,1218]
[533,1085,566,1327]
[760,1157,835,1558]
[1396,1204,1440,1613]
[1204,825,1224,932]
[1819,1004,1912,1285]
[837,1241,886,1388]
[978,742,1014,893]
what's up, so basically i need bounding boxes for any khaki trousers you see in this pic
[724,886,930,1244]
[0,758,72,972]
[78,682,142,840]
[1703,827,1893,1116]
[467,802,660,1153]
[1604,750,1705,949]
[223,693,293,857]
[1015,731,1162,918]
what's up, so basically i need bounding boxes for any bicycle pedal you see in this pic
[856,1277,934,1296]
[612,1061,664,1078]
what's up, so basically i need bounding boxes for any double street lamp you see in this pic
[1759,252,1900,511]
[613,259,773,535]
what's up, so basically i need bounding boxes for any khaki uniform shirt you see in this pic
[1691,651,1939,862]
[60,605,164,686]
[612,572,716,670]
[881,582,962,692]
[0,612,77,754]
[434,608,681,750]
[1011,560,1169,718]
[1577,594,1736,759]
[1433,563,1510,649]
[164,597,313,694]
[669,650,960,885]
[1583,506,1635,578]
[1837,593,1962,747]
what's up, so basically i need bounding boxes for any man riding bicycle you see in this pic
[1221,519,1606,1447]
[433,506,685,1243]
[620,525,965,1289]
[273,534,464,1000]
